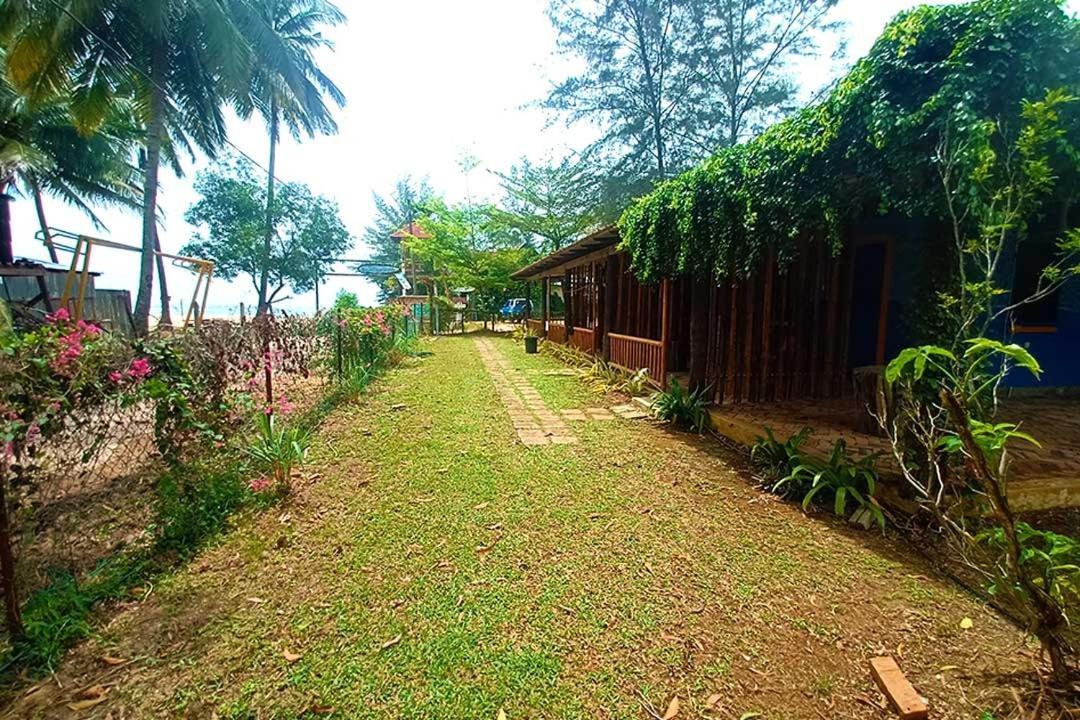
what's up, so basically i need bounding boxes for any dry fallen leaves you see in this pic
[68,685,109,712]
[380,634,403,651]
[662,697,680,719]
[100,655,127,667]
[282,649,302,663]
[497,709,508,720]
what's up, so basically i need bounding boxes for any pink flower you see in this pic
[46,308,70,324]
[249,477,272,493]
[76,320,101,336]
[48,402,62,413]
[51,331,85,374]
[276,395,294,416]
[108,371,123,384]
[126,357,152,379]
[24,424,41,446]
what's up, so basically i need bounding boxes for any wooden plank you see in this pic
[876,237,895,365]
[869,657,928,720]
[824,250,842,396]
[724,283,739,402]
[741,275,756,403]
[775,266,790,401]
[760,252,775,401]
[660,279,671,388]
[809,239,826,398]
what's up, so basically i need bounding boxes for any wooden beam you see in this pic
[724,283,739,402]
[741,274,756,402]
[660,278,671,388]
[760,252,775,401]
[875,237,895,366]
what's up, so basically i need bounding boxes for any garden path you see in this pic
[4,333,1044,720]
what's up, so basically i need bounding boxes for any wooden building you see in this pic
[513,216,1080,403]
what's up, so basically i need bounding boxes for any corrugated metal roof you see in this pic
[511,226,620,280]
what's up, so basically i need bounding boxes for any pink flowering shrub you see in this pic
[322,303,413,380]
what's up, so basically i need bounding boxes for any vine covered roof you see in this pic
[617,0,1080,282]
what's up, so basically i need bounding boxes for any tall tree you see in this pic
[182,158,351,307]
[0,59,141,263]
[358,177,435,300]
[6,0,251,334]
[407,198,538,324]
[232,0,346,315]
[492,154,608,253]
[691,0,843,147]
[545,0,699,183]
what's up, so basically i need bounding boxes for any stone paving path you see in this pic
[474,338,577,446]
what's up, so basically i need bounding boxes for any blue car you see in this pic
[500,298,528,320]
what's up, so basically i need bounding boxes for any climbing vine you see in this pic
[618,0,1080,282]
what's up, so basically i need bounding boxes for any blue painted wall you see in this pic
[848,213,1080,390]
[1007,276,1080,389]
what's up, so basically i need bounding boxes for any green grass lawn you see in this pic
[6,334,1036,720]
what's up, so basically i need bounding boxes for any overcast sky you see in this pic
[9,0,1080,319]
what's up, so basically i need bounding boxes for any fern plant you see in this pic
[651,379,710,432]
[776,439,884,530]
[751,426,813,488]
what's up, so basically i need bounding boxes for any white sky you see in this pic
[10,0,1080,319]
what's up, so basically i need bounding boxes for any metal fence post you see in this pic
[335,308,343,381]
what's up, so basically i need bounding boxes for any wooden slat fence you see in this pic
[699,239,853,404]
[547,320,567,345]
[568,327,596,355]
[608,332,664,384]
[526,318,545,337]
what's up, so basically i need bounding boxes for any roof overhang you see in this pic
[511,226,620,281]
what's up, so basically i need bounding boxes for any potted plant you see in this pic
[523,326,539,354]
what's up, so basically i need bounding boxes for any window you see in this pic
[1011,220,1061,331]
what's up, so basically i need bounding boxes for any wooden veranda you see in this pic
[513,227,673,387]
[513,226,895,403]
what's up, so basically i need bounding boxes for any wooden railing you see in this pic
[526,318,545,337]
[568,326,596,355]
[608,332,664,384]
[547,320,567,345]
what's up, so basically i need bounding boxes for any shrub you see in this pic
[978,523,1080,616]
[244,412,311,494]
[153,463,250,556]
[651,379,709,432]
[776,439,885,531]
[751,426,813,487]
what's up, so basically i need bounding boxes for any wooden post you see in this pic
[875,237,895,366]
[524,281,531,321]
[760,252,775,401]
[563,269,573,336]
[542,276,549,331]
[660,278,671,388]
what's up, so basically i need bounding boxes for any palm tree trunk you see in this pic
[134,44,168,336]
[154,228,172,327]
[29,178,59,264]
[258,99,279,316]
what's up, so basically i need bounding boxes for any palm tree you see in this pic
[231,0,346,314]
[0,51,141,263]
[5,0,250,334]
